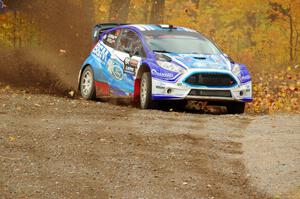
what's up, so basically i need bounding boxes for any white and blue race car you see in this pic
[79,24,252,114]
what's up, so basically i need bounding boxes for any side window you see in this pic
[103,29,121,49]
[116,29,146,57]
[132,37,146,57]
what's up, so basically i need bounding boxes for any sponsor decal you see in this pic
[107,59,123,80]
[123,57,138,75]
[129,59,139,68]
[240,74,251,82]
[106,33,118,45]
[92,43,111,64]
[151,69,174,78]
[124,57,130,65]
[155,86,165,89]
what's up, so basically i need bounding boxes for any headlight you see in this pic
[232,64,241,76]
[233,81,252,99]
[157,61,185,74]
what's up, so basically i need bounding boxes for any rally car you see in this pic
[78,23,252,114]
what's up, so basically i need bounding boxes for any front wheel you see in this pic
[140,72,154,109]
[226,102,245,114]
[80,66,96,100]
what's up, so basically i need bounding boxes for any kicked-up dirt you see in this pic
[0,85,299,199]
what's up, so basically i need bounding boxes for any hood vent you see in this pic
[193,57,206,60]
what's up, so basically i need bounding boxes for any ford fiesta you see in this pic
[78,24,252,114]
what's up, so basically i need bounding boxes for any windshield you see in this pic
[142,30,221,55]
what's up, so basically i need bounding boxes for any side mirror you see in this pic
[92,27,101,43]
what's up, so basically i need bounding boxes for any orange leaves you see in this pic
[248,66,300,114]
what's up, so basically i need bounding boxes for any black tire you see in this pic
[226,102,245,114]
[80,66,96,100]
[140,72,154,109]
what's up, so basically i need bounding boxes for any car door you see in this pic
[108,28,145,96]
[91,28,121,96]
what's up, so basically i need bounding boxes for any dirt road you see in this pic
[0,86,299,199]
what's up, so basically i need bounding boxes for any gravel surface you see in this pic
[0,86,299,199]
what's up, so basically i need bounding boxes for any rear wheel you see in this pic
[80,66,96,100]
[226,102,245,114]
[140,72,154,109]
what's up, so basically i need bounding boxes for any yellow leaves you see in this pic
[98,4,106,12]
[248,68,300,114]
[280,92,286,98]
[8,136,16,142]
[253,85,258,92]
[288,84,296,91]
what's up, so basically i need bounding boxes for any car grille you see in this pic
[185,73,236,87]
[188,89,232,97]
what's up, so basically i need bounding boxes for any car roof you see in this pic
[123,24,197,33]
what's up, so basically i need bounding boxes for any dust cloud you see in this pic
[0,0,95,94]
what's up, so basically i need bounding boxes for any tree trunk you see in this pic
[294,24,299,63]
[109,0,131,23]
[150,0,165,24]
[288,15,293,64]
[13,11,17,48]
[144,0,151,23]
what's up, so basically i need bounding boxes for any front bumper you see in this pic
[151,70,253,102]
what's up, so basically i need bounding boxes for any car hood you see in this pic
[161,52,232,71]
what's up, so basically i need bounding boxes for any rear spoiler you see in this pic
[92,23,127,43]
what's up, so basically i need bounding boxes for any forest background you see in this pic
[0,0,299,113]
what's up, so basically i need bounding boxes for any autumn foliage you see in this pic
[0,0,299,113]
[249,66,300,113]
